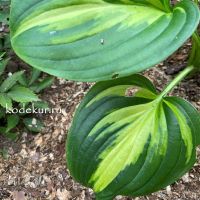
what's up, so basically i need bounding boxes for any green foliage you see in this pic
[10,0,199,81]
[19,68,54,93]
[0,114,19,140]
[0,55,54,139]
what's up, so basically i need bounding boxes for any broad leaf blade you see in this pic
[67,75,200,199]
[10,0,200,81]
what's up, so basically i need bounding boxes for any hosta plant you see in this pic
[67,72,200,199]
[10,0,200,199]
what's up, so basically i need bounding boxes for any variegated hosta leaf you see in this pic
[67,74,200,199]
[10,0,199,81]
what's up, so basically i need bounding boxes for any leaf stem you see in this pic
[157,65,194,100]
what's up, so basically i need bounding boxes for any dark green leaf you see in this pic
[6,115,20,132]
[0,127,18,141]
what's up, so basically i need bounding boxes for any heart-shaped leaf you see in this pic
[67,74,200,199]
[10,0,199,81]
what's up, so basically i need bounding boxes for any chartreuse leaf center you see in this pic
[89,100,168,192]
[13,4,165,40]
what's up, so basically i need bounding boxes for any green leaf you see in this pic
[0,71,24,92]
[7,85,39,103]
[6,115,20,132]
[29,68,41,86]
[31,76,54,93]
[67,75,200,199]
[10,0,200,81]
[23,117,44,132]
[0,93,12,109]
[0,58,8,76]
[0,114,19,140]
[18,73,29,86]
[0,127,18,141]
[3,131,18,141]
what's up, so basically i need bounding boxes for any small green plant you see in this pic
[9,0,200,199]
[0,54,54,139]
